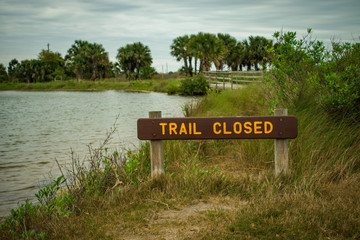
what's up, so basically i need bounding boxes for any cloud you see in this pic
[0,0,359,71]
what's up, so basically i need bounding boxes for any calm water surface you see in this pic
[0,90,196,217]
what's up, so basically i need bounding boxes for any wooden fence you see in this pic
[203,71,265,90]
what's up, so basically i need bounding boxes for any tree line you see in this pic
[0,41,156,83]
[0,32,273,83]
[170,33,272,76]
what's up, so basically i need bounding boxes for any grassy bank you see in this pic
[1,84,360,239]
[0,78,183,93]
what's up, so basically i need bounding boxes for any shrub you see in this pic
[266,29,325,107]
[315,42,360,120]
[140,66,157,79]
[179,74,209,95]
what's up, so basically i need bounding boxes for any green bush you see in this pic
[179,74,209,95]
[140,66,157,79]
[316,42,360,120]
[267,29,360,121]
[266,29,325,107]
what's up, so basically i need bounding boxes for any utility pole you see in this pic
[47,43,50,52]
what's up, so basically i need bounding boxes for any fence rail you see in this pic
[204,71,265,90]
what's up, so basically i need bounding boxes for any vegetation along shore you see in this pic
[1,29,360,239]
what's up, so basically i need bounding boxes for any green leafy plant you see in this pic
[266,29,325,107]
[0,200,45,240]
[315,42,360,120]
[35,175,74,217]
[123,142,151,184]
[180,74,209,95]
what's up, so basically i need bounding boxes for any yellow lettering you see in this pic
[213,122,221,134]
[233,122,242,134]
[223,122,232,134]
[264,121,273,134]
[193,122,202,135]
[169,123,177,135]
[159,123,167,135]
[254,121,262,134]
[244,122,252,134]
[189,122,192,135]
[179,123,187,135]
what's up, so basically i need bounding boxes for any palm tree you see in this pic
[195,32,218,72]
[117,44,135,78]
[248,36,272,70]
[132,42,152,79]
[117,42,152,80]
[214,34,237,71]
[86,43,109,80]
[65,40,89,81]
[228,41,246,71]
[170,35,192,76]
[7,59,19,82]
[188,34,201,74]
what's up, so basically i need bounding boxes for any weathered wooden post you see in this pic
[222,72,225,90]
[274,108,289,176]
[149,111,164,178]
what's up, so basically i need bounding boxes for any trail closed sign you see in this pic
[137,116,298,140]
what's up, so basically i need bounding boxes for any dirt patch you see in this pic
[152,201,232,224]
[115,197,246,240]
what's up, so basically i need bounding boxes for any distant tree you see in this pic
[85,43,109,80]
[65,40,90,81]
[188,34,201,74]
[16,59,42,83]
[7,59,20,82]
[38,49,65,81]
[0,64,8,82]
[241,40,252,70]
[177,32,234,73]
[228,41,246,71]
[116,42,153,80]
[193,32,218,72]
[214,33,237,71]
[170,35,193,76]
[248,36,272,70]
[65,40,110,81]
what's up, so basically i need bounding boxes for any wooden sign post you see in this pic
[148,111,164,178]
[274,109,289,176]
[138,110,297,178]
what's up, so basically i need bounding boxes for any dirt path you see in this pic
[114,197,245,240]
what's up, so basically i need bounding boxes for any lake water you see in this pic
[0,90,196,217]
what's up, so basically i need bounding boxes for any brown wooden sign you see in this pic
[137,116,297,140]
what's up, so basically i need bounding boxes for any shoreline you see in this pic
[0,78,183,94]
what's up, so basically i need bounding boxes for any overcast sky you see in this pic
[0,0,359,72]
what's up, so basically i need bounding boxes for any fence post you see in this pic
[149,111,164,178]
[274,108,289,176]
[222,72,225,90]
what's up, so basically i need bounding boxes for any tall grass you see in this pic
[189,85,360,239]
